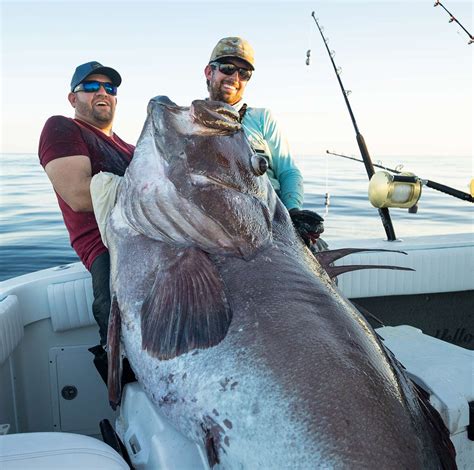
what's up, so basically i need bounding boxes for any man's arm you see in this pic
[44,155,93,212]
[261,109,304,210]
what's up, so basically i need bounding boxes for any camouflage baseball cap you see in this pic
[209,37,255,70]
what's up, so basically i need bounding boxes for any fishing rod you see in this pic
[434,0,473,44]
[310,12,397,241]
[326,150,474,203]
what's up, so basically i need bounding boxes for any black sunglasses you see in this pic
[211,62,252,81]
[73,80,118,96]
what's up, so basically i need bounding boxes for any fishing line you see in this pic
[310,11,397,241]
[434,0,473,44]
[326,150,474,203]
[306,18,331,217]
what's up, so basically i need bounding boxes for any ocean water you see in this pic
[1,153,472,282]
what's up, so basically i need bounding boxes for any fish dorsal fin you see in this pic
[315,248,413,280]
[141,248,232,360]
[325,264,414,280]
[315,248,407,267]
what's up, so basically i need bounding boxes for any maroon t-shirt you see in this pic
[38,116,135,270]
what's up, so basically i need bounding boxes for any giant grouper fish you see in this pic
[103,96,456,469]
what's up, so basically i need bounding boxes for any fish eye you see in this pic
[250,154,268,176]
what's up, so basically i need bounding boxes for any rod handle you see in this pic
[355,134,396,240]
[425,180,474,202]
[356,133,375,178]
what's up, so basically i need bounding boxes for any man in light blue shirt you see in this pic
[204,37,326,248]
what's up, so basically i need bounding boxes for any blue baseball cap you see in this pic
[70,61,122,91]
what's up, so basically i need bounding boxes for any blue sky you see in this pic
[1,0,472,157]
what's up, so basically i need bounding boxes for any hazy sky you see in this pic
[1,0,472,158]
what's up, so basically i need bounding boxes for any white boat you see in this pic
[0,232,472,469]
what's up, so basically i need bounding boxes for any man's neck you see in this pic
[75,117,113,136]
[231,100,245,112]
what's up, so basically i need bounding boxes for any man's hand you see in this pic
[289,209,325,247]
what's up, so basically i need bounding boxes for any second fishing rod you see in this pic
[326,150,474,204]
[310,11,397,241]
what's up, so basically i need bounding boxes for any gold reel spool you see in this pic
[368,171,422,209]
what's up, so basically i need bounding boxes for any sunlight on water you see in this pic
[1,153,472,281]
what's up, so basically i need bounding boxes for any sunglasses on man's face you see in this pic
[73,81,118,96]
[211,62,252,81]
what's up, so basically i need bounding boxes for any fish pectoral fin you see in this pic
[141,248,232,360]
[107,296,122,410]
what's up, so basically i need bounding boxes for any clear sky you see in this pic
[1,0,472,158]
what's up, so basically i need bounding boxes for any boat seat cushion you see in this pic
[0,296,23,365]
[0,432,129,469]
[47,278,96,332]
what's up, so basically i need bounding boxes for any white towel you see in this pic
[90,172,122,248]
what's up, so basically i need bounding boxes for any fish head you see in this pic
[121,97,276,259]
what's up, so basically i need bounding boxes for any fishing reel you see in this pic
[368,171,422,212]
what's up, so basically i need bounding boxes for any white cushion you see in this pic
[0,432,128,469]
[47,278,95,332]
[0,296,23,365]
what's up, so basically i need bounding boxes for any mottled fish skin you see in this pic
[106,97,456,469]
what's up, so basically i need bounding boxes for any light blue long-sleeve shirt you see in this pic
[237,105,304,211]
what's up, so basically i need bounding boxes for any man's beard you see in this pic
[210,80,241,105]
[93,107,113,123]
[76,101,114,125]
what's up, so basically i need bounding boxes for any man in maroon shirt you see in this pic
[39,61,135,378]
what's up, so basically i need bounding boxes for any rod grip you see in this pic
[356,133,375,178]
[426,180,474,202]
[356,133,396,240]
